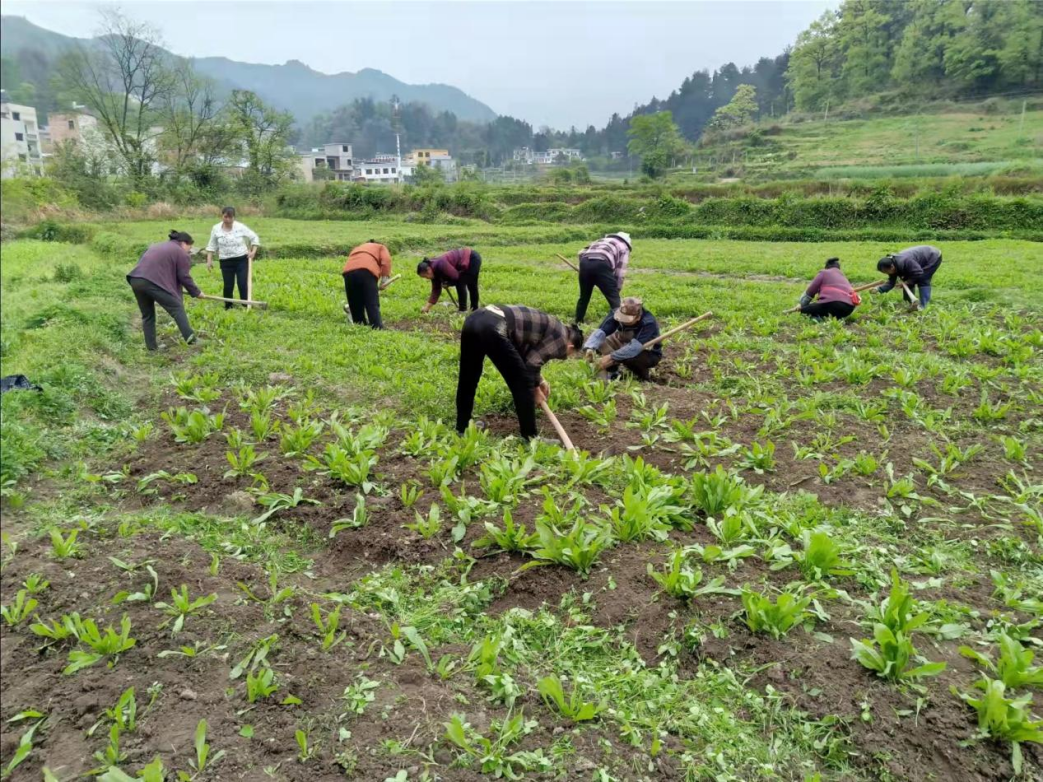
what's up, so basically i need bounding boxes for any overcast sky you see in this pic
[5,0,835,128]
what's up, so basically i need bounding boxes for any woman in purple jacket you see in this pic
[417,248,483,313]
[126,230,203,350]
[798,258,859,320]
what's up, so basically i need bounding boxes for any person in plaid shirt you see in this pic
[456,305,583,439]
[575,231,631,322]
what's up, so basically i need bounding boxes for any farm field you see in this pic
[1,223,1041,781]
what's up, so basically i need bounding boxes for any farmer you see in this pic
[204,206,261,309]
[342,240,393,329]
[418,247,483,313]
[456,305,583,440]
[126,230,203,351]
[583,297,662,380]
[875,245,943,309]
[575,231,631,323]
[798,257,860,320]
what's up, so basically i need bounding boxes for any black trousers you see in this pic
[800,300,855,320]
[343,269,383,329]
[575,256,620,323]
[454,252,482,311]
[220,255,249,308]
[127,276,194,350]
[456,310,537,438]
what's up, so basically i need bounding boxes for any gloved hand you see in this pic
[379,276,390,289]
[798,294,812,308]
[585,349,597,362]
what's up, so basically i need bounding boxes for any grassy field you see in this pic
[696,105,1043,179]
[1,222,1041,781]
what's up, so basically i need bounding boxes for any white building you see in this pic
[298,142,355,182]
[357,154,402,183]
[427,153,457,182]
[511,146,583,166]
[0,91,44,178]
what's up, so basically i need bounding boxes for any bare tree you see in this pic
[56,9,172,182]
[228,89,295,182]
[159,61,229,176]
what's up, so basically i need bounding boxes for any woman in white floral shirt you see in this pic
[205,206,261,309]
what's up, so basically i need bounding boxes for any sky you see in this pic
[4,0,835,129]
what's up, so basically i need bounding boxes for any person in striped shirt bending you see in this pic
[798,258,860,320]
[456,305,583,440]
[575,231,631,323]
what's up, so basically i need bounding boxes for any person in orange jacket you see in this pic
[342,240,392,329]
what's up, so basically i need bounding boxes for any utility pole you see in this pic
[391,95,402,183]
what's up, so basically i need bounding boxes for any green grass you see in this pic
[1,218,1041,780]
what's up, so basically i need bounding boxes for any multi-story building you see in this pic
[511,147,583,166]
[0,91,44,177]
[48,107,99,147]
[406,148,449,167]
[298,142,354,182]
[357,154,401,183]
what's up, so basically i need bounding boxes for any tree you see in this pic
[158,62,229,177]
[410,163,445,186]
[227,89,295,187]
[707,85,759,131]
[838,0,893,98]
[626,111,687,178]
[55,9,172,182]
[788,10,842,110]
[998,0,1043,87]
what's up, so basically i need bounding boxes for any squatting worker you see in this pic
[418,247,483,313]
[575,231,632,323]
[583,297,662,380]
[799,257,860,320]
[875,245,942,309]
[343,240,393,329]
[204,206,261,309]
[126,230,203,351]
[456,305,583,440]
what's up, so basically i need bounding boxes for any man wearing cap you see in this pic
[582,297,662,380]
[874,245,942,310]
[575,231,632,323]
[456,305,584,440]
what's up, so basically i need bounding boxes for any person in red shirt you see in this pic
[126,230,203,350]
[417,248,482,313]
[798,258,859,320]
[342,241,393,329]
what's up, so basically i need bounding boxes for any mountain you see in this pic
[0,16,497,124]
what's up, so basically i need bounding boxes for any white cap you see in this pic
[608,231,632,249]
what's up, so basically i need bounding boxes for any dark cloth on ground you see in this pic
[127,239,201,301]
[220,254,249,308]
[575,256,621,323]
[127,276,195,350]
[0,375,42,393]
[343,268,383,329]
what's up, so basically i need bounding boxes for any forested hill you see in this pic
[0,15,497,124]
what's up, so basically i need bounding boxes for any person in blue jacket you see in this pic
[582,297,662,380]
[875,245,943,309]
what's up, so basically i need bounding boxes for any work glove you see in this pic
[798,294,812,308]
[585,349,597,363]
[379,276,390,288]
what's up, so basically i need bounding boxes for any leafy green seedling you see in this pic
[342,675,380,716]
[537,675,603,722]
[155,585,217,634]
[311,602,346,651]
[49,528,82,559]
[956,678,1043,776]
[331,493,368,536]
[251,487,319,525]
[296,729,316,762]
[246,666,279,703]
[526,518,612,578]
[22,573,49,594]
[64,614,136,675]
[474,509,539,553]
[850,625,946,682]
[1,589,38,626]
[224,444,268,479]
[187,719,225,776]
[742,588,812,639]
[960,633,1043,690]
[647,550,734,601]
[405,504,443,539]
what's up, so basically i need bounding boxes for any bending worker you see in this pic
[875,245,942,309]
[342,240,393,329]
[583,297,662,380]
[798,257,859,320]
[418,247,483,313]
[126,230,202,351]
[456,305,583,440]
[575,231,631,323]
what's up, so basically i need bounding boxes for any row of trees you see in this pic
[789,0,1043,111]
[49,10,298,197]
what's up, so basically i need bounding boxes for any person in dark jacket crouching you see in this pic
[126,230,203,350]
[799,258,859,320]
[582,297,662,380]
[456,305,582,440]
[875,245,942,309]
